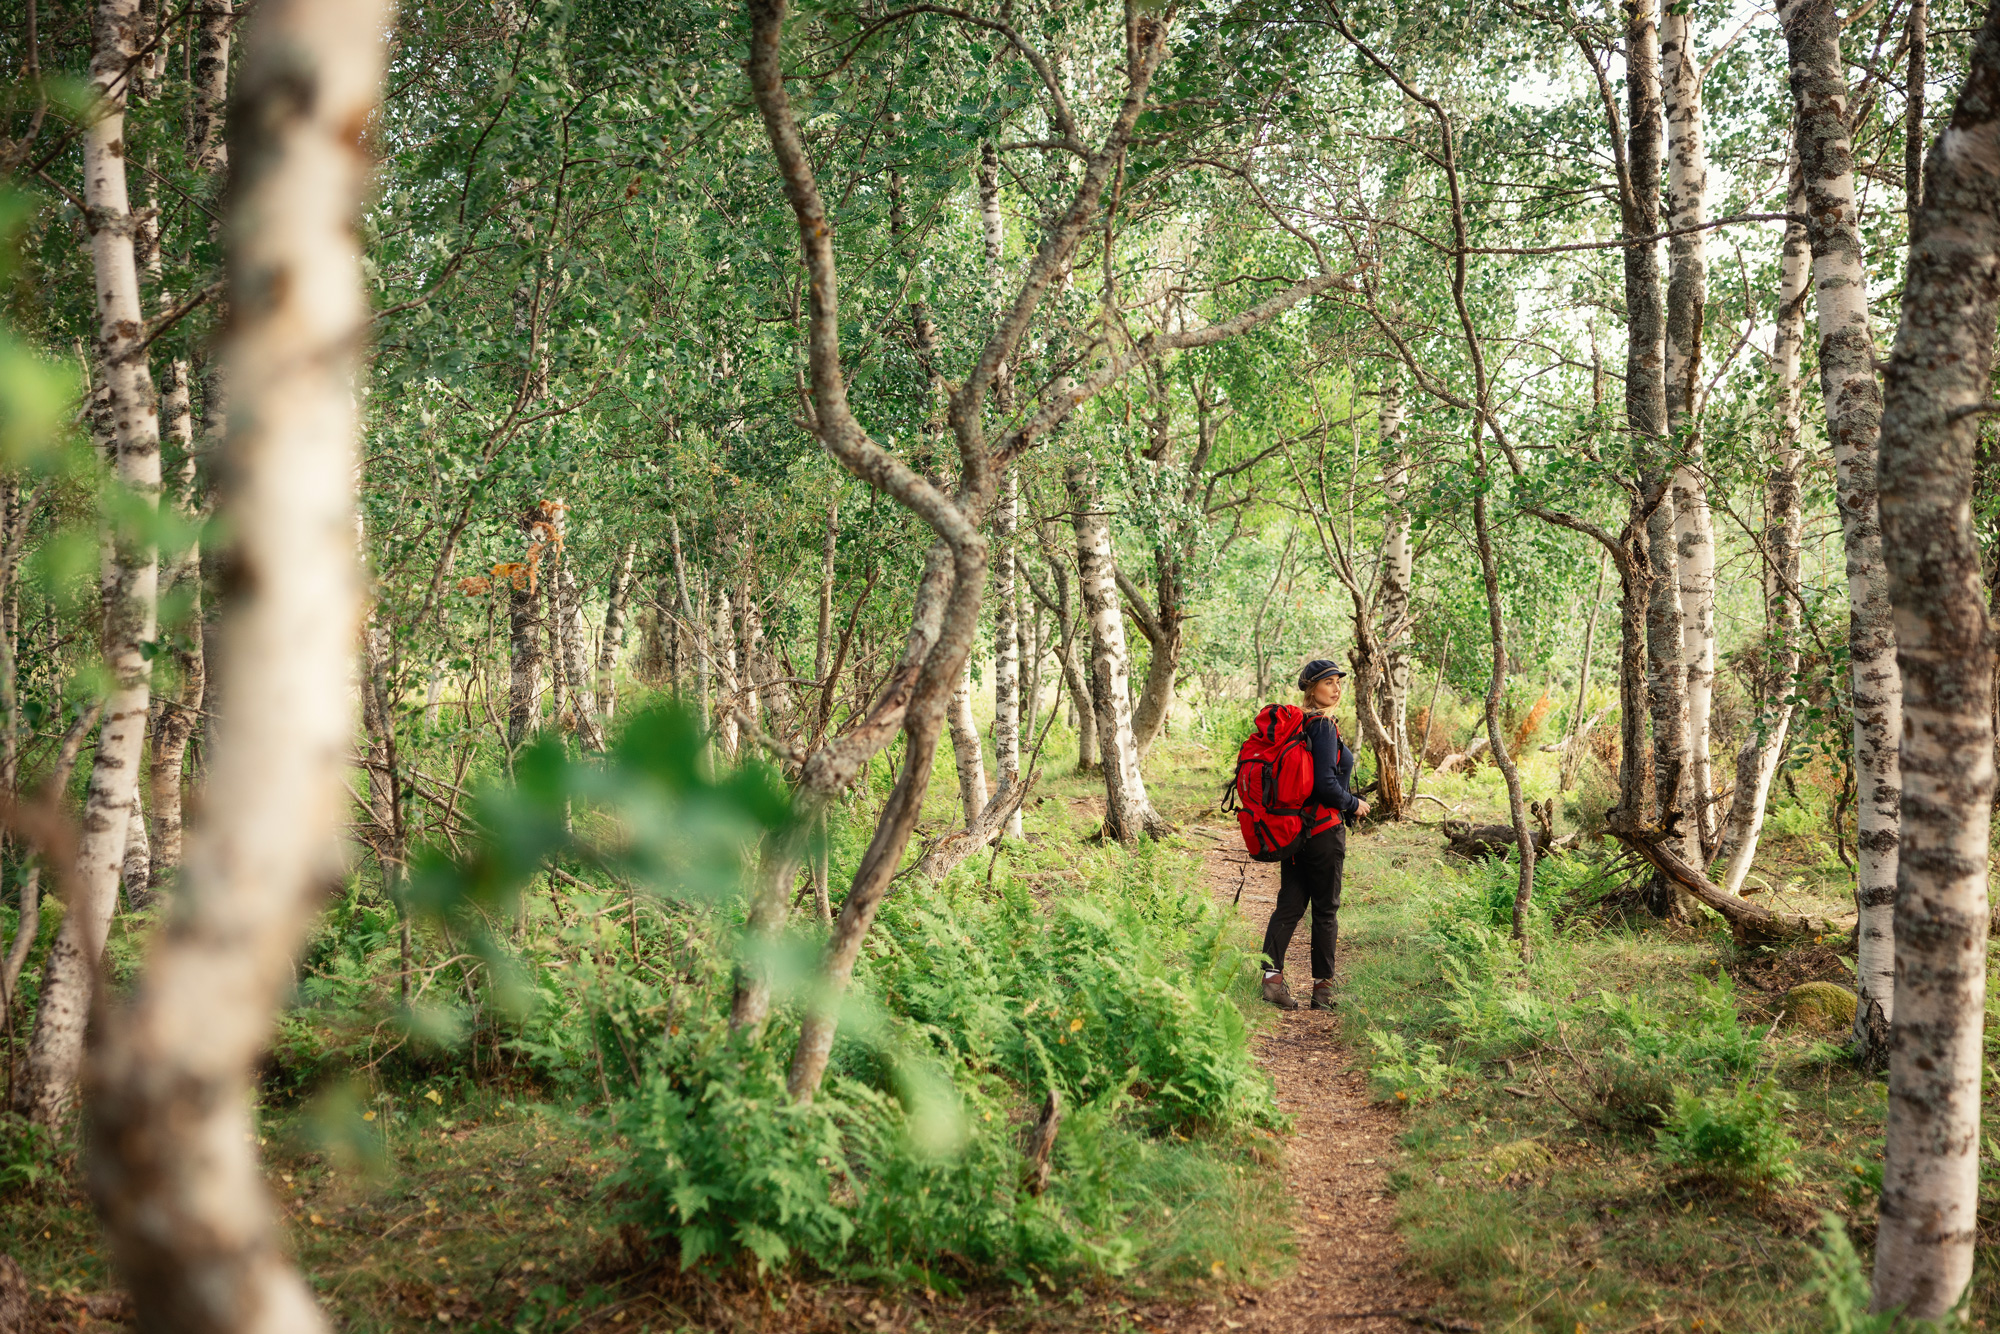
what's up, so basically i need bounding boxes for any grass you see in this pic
[1327,754,2000,1334]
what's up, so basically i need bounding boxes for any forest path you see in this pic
[1166,826,1443,1334]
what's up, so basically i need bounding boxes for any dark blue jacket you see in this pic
[1304,714,1361,818]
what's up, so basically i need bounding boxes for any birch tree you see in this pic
[1869,1,2000,1310]
[1661,0,1717,854]
[1778,0,1901,1059]
[15,0,166,1126]
[1716,167,1808,896]
[85,3,389,1327]
[1071,461,1171,842]
[747,0,1338,1098]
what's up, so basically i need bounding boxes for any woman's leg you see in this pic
[1305,826,1347,980]
[1262,854,1309,972]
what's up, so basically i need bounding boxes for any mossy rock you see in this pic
[1781,981,1857,1033]
[1483,1137,1552,1178]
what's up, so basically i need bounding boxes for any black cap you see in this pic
[1297,658,1347,690]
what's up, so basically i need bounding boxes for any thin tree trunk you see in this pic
[947,654,988,824]
[993,473,1021,836]
[506,572,541,748]
[86,4,386,1326]
[1780,0,1902,1060]
[1,704,102,1028]
[1870,9,2000,1308]
[1029,553,1097,772]
[15,0,165,1127]
[120,797,150,909]
[1069,463,1168,841]
[1471,453,1535,939]
[1409,642,1447,803]
[145,0,225,897]
[1662,1,1718,856]
[595,539,635,723]
[715,584,739,761]
[1717,163,1809,895]
[1375,377,1414,763]
[556,549,603,751]
[813,501,836,691]
[1560,553,1607,792]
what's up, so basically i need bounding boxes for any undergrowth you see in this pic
[1336,776,2000,1334]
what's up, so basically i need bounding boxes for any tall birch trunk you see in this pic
[595,539,635,722]
[145,0,226,895]
[1779,0,1902,1056]
[1717,166,1809,895]
[86,5,385,1327]
[993,472,1022,838]
[1662,2,1718,855]
[1376,378,1414,760]
[1033,553,1098,772]
[15,0,165,1127]
[1069,463,1167,841]
[1870,10,2000,1307]
[1624,0,1692,887]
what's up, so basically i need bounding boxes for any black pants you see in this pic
[1260,824,1346,981]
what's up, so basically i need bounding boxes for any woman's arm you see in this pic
[1308,717,1360,816]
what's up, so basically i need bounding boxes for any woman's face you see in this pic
[1307,674,1342,709]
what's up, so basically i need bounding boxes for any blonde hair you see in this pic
[1299,674,1343,721]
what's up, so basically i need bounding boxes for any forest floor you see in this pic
[4,729,1997,1333]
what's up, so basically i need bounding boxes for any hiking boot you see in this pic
[1262,972,1299,1010]
[1310,981,1336,1011]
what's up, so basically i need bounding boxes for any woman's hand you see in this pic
[1354,799,1371,820]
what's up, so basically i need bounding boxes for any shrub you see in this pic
[1654,1078,1800,1189]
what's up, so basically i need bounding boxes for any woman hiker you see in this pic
[1260,658,1370,1011]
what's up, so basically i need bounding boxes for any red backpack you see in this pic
[1222,704,1338,861]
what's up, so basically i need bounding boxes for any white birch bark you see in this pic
[85,3,386,1326]
[947,654,989,824]
[993,471,1022,839]
[15,0,164,1127]
[1717,165,1809,896]
[1662,4,1718,853]
[1870,13,2000,1306]
[1069,463,1167,841]
[1779,0,1902,1052]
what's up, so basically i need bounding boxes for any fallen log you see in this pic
[1605,815,1830,946]
[897,773,1035,887]
[1442,799,1578,859]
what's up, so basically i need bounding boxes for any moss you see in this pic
[1780,981,1857,1033]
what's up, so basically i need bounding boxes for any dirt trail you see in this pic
[1158,827,1444,1334]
